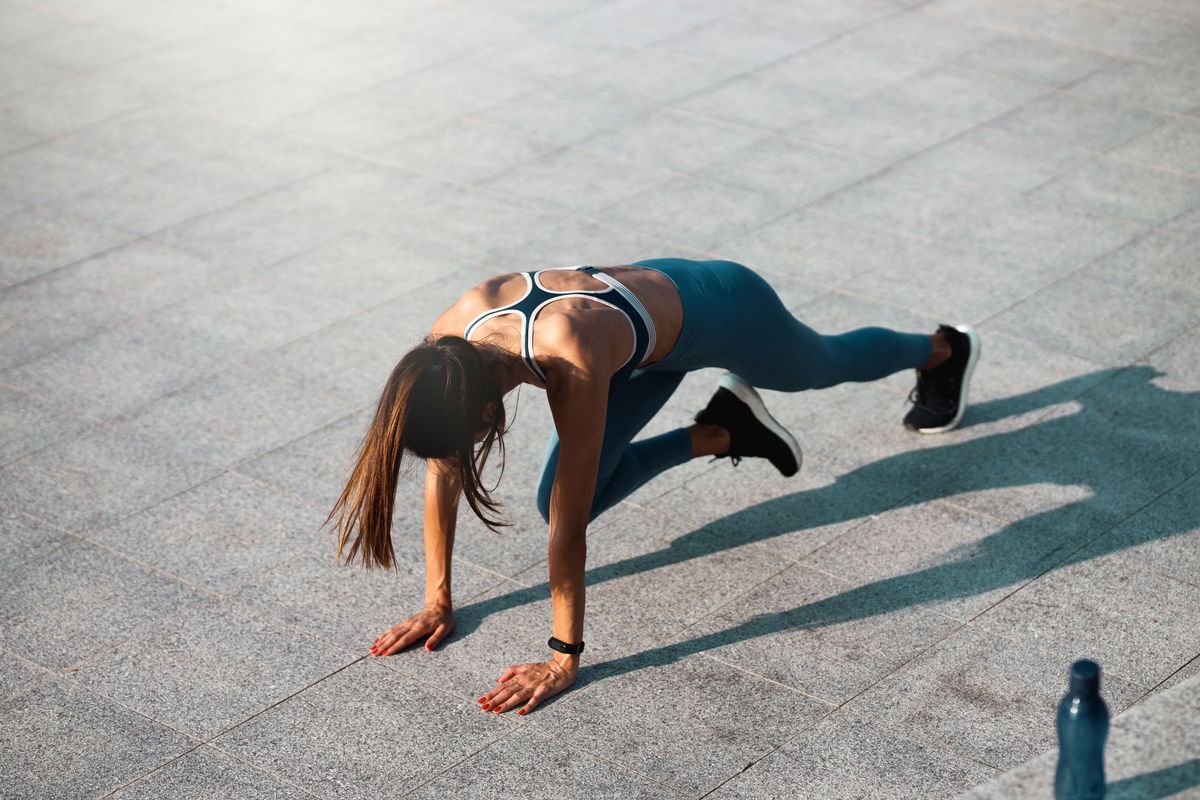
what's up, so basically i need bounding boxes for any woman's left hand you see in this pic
[477,658,577,716]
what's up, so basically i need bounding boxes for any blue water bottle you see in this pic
[1054,659,1109,799]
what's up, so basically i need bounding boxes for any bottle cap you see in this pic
[1069,659,1101,696]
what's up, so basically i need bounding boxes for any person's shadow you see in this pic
[453,365,1198,691]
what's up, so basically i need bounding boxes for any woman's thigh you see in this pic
[681,261,833,390]
[652,260,928,392]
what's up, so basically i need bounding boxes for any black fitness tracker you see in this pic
[548,636,585,655]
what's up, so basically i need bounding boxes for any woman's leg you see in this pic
[536,368,690,524]
[714,264,936,392]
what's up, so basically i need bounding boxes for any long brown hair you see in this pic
[323,333,515,571]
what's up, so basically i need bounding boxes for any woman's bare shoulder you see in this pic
[428,272,522,339]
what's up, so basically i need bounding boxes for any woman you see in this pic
[324,258,981,717]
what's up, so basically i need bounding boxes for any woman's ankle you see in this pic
[920,330,952,370]
[686,422,729,458]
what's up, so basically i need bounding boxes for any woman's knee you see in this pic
[535,467,554,524]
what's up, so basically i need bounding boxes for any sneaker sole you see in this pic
[718,372,803,475]
[913,325,981,434]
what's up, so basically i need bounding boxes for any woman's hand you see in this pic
[370,603,454,656]
[477,658,577,716]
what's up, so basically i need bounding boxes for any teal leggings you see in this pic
[535,258,933,524]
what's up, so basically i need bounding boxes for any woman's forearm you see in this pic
[547,525,587,672]
[423,462,461,608]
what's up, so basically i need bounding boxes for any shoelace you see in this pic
[707,453,743,467]
[908,371,959,412]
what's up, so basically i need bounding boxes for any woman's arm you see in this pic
[422,457,462,610]
[370,459,461,657]
[543,370,609,672]
[477,358,610,715]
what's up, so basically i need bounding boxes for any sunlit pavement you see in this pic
[2,0,1199,797]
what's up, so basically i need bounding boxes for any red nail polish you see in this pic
[481,704,490,711]
[518,709,526,716]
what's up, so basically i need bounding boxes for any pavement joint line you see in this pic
[958,613,1155,697]
[3,52,1151,415]
[1066,0,1200,29]
[195,655,364,743]
[968,225,1167,337]
[839,701,1010,773]
[1139,653,1200,703]
[1084,525,1200,594]
[94,742,214,800]
[4,5,1198,794]
[0,154,378,377]
[691,649,842,710]
[134,742,328,800]
[917,0,1199,61]
[693,704,847,799]
[952,467,1200,687]
[405,722,695,800]
[695,616,988,796]
[7,644,216,754]
[1139,310,1200,359]
[0,499,91,553]
[396,727,527,800]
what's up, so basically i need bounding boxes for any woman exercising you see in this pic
[324,258,980,717]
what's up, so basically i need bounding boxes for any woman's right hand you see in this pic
[370,603,455,657]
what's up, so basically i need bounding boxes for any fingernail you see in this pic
[518,709,526,716]
[481,704,490,711]
[478,696,487,703]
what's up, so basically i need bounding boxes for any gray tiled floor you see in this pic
[1,0,1198,798]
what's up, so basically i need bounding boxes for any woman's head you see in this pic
[324,333,515,571]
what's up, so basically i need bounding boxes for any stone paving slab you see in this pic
[107,745,313,800]
[519,633,833,798]
[0,262,136,371]
[69,595,353,740]
[232,532,510,655]
[1,666,198,799]
[708,709,998,800]
[210,658,508,800]
[845,624,1147,771]
[107,363,355,469]
[0,424,223,535]
[0,384,93,465]
[2,0,1199,797]
[91,470,331,595]
[661,560,963,707]
[1,535,209,672]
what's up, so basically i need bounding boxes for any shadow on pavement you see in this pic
[454,366,1198,687]
[1107,758,1200,799]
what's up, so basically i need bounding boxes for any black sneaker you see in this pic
[694,372,802,477]
[903,324,981,434]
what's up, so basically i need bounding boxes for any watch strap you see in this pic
[547,636,585,655]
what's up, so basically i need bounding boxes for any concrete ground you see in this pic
[2,0,1199,797]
